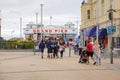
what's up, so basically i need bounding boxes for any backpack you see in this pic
[51,44,54,48]
[39,42,45,49]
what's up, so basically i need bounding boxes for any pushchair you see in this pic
[78,48,88,63]
[74,44,79,54]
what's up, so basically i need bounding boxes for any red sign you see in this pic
[32,29,68,33]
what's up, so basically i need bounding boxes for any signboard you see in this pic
[32,29,68,33]
[107,26,116,34]
[23,28,77,34]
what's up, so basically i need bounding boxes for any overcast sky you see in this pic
[0,0,82,40]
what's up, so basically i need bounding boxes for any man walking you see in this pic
[39,39,45,59]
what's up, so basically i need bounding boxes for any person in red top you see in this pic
[103,37,108,48]
[86,40,96,65]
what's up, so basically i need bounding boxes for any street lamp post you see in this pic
[40,4,44,40]
[64,22,75,57]
[36,12,38,25]
[20,18,22,38]
[107,0,116,64]
[11,30,14,39]
[0,10,1,37]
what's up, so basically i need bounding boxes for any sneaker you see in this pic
[93,62,96,65]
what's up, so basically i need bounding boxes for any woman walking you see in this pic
[59,38,65,58]
[93,41,101,65]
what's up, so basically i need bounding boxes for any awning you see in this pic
[86,26,96,36]
[92,29,107,38]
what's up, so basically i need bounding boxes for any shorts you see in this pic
[86,51,94,57]
[47,48,53,53]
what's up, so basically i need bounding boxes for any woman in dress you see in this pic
[93,41,101,65]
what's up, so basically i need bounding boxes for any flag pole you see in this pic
[50,16,52,25]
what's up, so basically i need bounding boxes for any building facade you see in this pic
[23,22,78,41]
[80,0,120,50]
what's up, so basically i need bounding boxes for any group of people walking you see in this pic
[38,38,65,59]
[78,39,101,66]
[38,37,101,66]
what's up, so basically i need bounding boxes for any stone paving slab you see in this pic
[0,49,120,80]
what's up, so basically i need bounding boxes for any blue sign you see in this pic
[107,26,116,34]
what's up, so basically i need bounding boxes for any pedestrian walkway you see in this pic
[102,58,120,71]
[0,48,120,80]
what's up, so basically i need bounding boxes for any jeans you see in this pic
[95,54,101,64]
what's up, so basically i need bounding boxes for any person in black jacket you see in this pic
[39,39,45,59]
[53,38,59,58]
[46,38,54,59]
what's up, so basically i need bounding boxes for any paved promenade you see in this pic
[0,48,120,80]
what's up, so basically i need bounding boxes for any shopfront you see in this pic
[82,26,108,49]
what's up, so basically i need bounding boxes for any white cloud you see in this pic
[0,0,81,40]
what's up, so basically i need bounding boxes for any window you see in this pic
[95,10,96,19]
[109,0,114,8]
[114,37,120,48]
[101,0,105,15]
[102,0,104,5]
[87,10,90,19]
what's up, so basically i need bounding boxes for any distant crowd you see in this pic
[36,37,66,59]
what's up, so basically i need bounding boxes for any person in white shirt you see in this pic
[78,41,83,55]
[93,41,101,65]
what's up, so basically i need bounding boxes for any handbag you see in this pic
[60,46,65,51]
